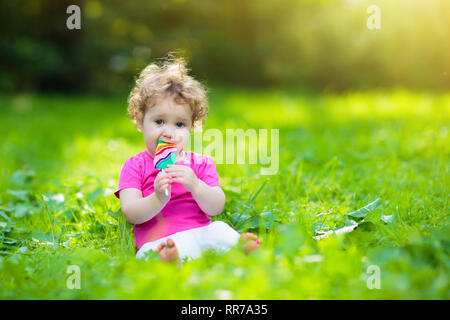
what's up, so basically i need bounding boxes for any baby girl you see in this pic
[114,56,261,264]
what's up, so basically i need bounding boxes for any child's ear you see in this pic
[192,119,202,131]
[136,115,144,131]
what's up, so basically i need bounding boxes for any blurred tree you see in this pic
[0,0,449,94]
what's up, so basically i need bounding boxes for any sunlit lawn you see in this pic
[0,87,449,299]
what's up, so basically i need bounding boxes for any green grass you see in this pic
[0,87,449,299]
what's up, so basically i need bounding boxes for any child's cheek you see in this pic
[177,140,185,152]
[176,132,187,146]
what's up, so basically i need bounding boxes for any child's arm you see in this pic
[119,189,165,224]
[165,164,225,216]
[191,180,226,216]
[119,171,171,224]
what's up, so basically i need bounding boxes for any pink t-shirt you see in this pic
[114,150,221,249]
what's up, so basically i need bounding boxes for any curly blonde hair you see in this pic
[127,54,209,130]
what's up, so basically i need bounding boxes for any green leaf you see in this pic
[346,198,382,219]
[0,210,12,221]
[14,203,32,218]
[107,209,122,218]
[31,231,55,243]
[261,210,276,222]
[230,212,242,226]
[234,213,252,230]
[8,170,34,187]
[261,211,276,229]
[7,190,30,202]
[381,213,394,223]
[17,246,28,254]
[244,217,261,229]
[58,209,75,221]
[249,179,268,203]
[312,221,330,234]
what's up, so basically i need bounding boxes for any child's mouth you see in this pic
[158,138,175,144]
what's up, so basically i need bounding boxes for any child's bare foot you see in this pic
[156,239,181,265]
[241,232,262,255]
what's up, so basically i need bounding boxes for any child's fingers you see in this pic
[158,170,172,179]
[170,177,185,184]
[159,175,171,182]
[161,179,173,188]
[155,171,172,195]
[157,170,165,177]
[167,172,183,179]
[159,173,170,181]
[167,165,179,170]
[165,167,184,174]
[160,181,170,189]
[159,176,171,184]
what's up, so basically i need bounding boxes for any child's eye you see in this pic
[176,122,185,128]
[155,119,164,125]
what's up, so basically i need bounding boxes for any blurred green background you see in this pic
[0,0,449,299]
[1,0,450,94]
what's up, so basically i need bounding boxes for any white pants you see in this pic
[136,221,241,263]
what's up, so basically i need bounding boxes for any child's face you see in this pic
[139,96,193,158]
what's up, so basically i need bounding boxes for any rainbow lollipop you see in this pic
[154,140,177,196]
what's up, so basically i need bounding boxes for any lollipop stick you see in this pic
[162,169,169,197]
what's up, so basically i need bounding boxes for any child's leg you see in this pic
[136,228,202,263]
[196,221,238,253]
[196,221,262,255]
[168,229,202,262]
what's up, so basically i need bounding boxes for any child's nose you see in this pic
[161,128,174,140]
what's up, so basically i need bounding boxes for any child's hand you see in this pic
[165,165,199,193]
[154,170,171,204]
